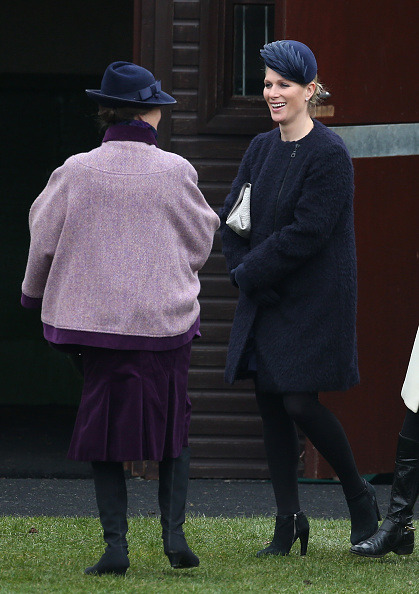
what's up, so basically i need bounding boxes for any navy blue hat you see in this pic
[260,40,317,84]
[86,61,176,107]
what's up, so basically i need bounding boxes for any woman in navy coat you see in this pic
[220,40,380,556]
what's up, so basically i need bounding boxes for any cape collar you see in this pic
[103,119,159,147]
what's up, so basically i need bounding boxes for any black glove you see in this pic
[232,263,256,295]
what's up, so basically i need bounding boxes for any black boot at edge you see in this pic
[351,434,419,557]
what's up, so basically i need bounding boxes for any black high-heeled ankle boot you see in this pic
[257,511,310,557]
[346,479,381,545]
[351,434,419,557]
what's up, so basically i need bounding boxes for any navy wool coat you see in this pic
[219,119,360,393]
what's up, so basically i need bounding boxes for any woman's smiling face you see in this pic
[263,67,313,126]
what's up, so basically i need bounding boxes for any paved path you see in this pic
[0,478,403,519]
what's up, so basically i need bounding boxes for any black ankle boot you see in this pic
[346,479,381,545]
[84,547,130,576]
[257,511,310,557]
[351,434,419,557]
[159,447,199,568]
[85,462,130,576]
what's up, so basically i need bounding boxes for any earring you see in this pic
[305,97,309,102]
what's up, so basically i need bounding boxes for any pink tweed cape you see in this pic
[22,141,220,338]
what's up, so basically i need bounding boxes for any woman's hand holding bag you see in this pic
[226,183,252,238]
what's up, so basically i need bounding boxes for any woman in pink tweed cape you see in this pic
[21,61,219,575]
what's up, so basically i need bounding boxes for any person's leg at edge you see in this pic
[282,392,380,545]
[351,408,419,557]
[255,388,309,556]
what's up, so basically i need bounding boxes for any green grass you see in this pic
[0,516,417,593]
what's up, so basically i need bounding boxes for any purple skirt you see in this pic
[67,342,192,462]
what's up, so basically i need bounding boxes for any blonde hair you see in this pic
[309,76,327,108]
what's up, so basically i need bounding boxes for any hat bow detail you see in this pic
[138,81,161,101]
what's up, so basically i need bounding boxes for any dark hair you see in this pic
[96,105,155,131]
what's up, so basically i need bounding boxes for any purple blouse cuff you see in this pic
[21,293,43,309]
[44,316,201,352]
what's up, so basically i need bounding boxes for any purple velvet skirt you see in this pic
[67,342,192,462]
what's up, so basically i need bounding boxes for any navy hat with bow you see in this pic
[260,40,317,85]
[86,61,176,107]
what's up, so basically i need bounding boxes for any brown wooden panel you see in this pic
[171,136,251,159]
[194,161,240,182]
[190,345,228,367]
[189,391,258,413]
[173,22,200,43]
[200,112,272,135]
[133,0,155,66]
[172,67,199,88]
[189,436,265,458]
[198,298,236,321]
[200,253,228,274]
[191,323,231,345]
[189,459,269,479]
[135,0,174,149]
[174,1,200,20]
[173,45,199,66]
[283,0,419,125]
[190,413,263,435]
[188,367,228,388]
[199,185,231,209]
[199,275,238,298]
[172,114,199,135]
[188,369,253,391]
[172,92,198,112]
[210,232,223,252]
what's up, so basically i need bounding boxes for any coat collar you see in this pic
[102,120,159,147]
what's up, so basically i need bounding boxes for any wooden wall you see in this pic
[172,0,268,478]
[135,0,277,478]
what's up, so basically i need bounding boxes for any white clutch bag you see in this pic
[226,182,251,238]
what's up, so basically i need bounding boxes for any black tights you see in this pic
[401,408,419,442]
[255,390,365,515]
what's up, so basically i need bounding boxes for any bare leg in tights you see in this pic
[255,391,301,515]
[255,390,365,515]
